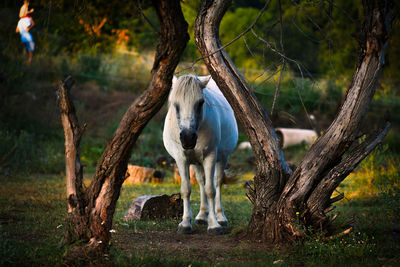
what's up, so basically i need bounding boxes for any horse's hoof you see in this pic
[218,221,228,227]
[207,227,223,235]
[177,226,192,234]
[194,219,208,225]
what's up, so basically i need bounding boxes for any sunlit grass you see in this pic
[337,145,399,200]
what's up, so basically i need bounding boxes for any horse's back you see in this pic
[203,79,238,158]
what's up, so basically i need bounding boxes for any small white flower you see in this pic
[56,224,63,229]
[98,240,103,244]
[109,229,116,233]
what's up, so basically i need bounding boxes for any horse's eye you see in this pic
[196,99,205,112]
[174,104,180,115]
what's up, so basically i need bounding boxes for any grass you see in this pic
[0,174,65,266]
[1,145,399,266]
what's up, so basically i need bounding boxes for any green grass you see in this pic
[1,145,399,266]
[0,174,65,266]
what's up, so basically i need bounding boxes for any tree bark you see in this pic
[195,0,292,241]
[195,0,393,243]
[57,0,188,256]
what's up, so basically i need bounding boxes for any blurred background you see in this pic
[0,0,399,176]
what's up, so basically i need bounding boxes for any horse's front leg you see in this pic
[203,151,222,234]
[214,161,228,226]
[176,161,192,234]
[192,165,208,225]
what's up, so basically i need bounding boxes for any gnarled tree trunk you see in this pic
[57,0,189,256]
[195,0,392,243]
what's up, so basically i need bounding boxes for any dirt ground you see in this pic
[114,226,270,264]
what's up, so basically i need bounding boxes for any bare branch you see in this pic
[329,193,344,204]
[324,206,335,214]
[192,0,272,67]
[271,61,285,116]
[135,0,161,36]
[290,0,326,38]
[270,0,286,116]
[250,28,304,80]
[327,227,352,240]
[291,13,322,44]
[307,121,391,216]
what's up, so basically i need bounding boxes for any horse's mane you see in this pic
[169,75,203,105]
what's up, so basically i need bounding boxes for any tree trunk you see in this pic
[195,0,292,241]
[57,0,188,257]
[195,0,393,243]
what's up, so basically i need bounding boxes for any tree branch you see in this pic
[56,76,86,213]
[135,1,161,36]
[307,121,391,215]
[192,0,272,67]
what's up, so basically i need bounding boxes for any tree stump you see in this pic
[123,193,183,220]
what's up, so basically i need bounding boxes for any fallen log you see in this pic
[275,128,318,148]
[124,164,165,184]
[174,165,197,185]
[174,164,239,185]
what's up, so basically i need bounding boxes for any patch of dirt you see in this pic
[114,226,270,264]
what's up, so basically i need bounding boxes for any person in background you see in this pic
[16,15,35,65]
[19,0,34,18]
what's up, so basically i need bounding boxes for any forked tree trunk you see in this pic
[195,0,392,243]
[57,0,188,256]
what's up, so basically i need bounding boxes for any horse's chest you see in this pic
[183,149,204,165]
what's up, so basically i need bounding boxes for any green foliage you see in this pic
[220,7,272,69]
[250,70,343,123]
[317,0,363,76]
[81,140,105,168]
[381,19,400,96]
[367,146,400,220]
[129,121,166,168]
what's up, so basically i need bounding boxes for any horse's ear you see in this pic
[198,75,211,88]
[172,75,178,86]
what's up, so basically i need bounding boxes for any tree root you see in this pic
[63,238,107,266]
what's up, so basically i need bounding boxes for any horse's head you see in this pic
[169,75,211,150]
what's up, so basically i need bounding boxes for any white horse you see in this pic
[163,74,238,234]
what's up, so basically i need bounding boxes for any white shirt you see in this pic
[17,17,33,42]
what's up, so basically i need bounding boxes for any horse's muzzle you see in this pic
[180,129,197,150]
